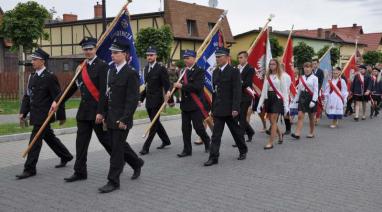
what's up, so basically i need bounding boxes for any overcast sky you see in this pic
[2,0,382,34]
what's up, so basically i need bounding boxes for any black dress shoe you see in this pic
[284,130,291,135]
[64,174,87,182]
[98,182,120,193]
[237,153,246,160]
[204,158,218,166]
[265,129,271,135]
[291,133,300,139]
[354,117,359,121]
[177,152,192,158]
[139,149,149,155]
[16,171,36,180]
[232,144,237,147]
[157,143,171,149]
[55,157,73,168]
[246,134,254,142]
[194,140,203,145]
[131,159,144,180]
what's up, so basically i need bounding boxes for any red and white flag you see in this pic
[282,31,297,96]
[248,28,272,96]
[342,52,357,91]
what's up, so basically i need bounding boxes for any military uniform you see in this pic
[99,39,142,193]
[205,48,247,166]
[140,47,171,154]
[177,50,210,157]
[58,37,143,182]
[17,48,73,179]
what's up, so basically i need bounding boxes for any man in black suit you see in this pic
[139,47,171,155]
[50,37,143,182]
[98,39,142,193]
[204,48,248,166]
[16,48,73,180]
[173,50,210,157]
[237,51,255,143]
[312,58,325,123]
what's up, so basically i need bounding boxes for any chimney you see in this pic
[317,28,323,38]
[332,25,338,30]
[63,13,77,22]
[94,2,103,19]
[352,23,357,28]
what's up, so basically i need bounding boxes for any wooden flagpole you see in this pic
[141,10,228,138]
[22,0,133,158]
[247,14,274,55]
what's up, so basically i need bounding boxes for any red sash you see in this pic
[183,69,209,119]
[81,64,100,102]
[267,76,284,101]
[329,80,344,104]
[299,76,314,96]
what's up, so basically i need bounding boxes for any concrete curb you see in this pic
[0,114,181,143]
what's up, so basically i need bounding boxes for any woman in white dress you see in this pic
[324,67,348,128]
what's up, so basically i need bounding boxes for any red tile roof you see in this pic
[359,33,382,51]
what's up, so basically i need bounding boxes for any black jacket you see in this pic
[140,62,170,109]
[180,65,209,112]
[20,69,65,125]
[211,64,242,117]
[351,74,371,95]
[56,57,108,121]
[240,64,254,103]
[104,64,139,130]
[313,68,325,90]
[367,77,382,95]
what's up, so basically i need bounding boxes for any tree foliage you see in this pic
[293,42,315,69]
[0,1,51,51]
[135,25,174,63]
[362,51,382,65]
[316,45,340,66]
[269,37,284,58]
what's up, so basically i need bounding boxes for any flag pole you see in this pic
[141,11,228,138]
[340,38,358,77]
[21,0,133,158]
[247,14,274,55]
[281,25,294,61]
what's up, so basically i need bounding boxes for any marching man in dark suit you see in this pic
[50,37,144,183]
[98,39,142,193]
[173,50,211,157]
[16,48,73,179]
[204,47,248,166]
[237,51,255,143]
[139,47,172,155]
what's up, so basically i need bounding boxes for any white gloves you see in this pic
[309,101,316,108]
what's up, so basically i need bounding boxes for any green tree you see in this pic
[293,42,315,70]
[135,25,174,63]
[0,1,51,51]
[316,45,340,66]
[362,51,382,65]
[269,37,284,58]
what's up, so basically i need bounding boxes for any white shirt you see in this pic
[36,67,46,76]
[295,74,319,102]
[238,63,248,73]
[219,63,228,72]
[149,62,157,70]
[115,61,127,74]
[88,56,97,66]
[257,73,289,112]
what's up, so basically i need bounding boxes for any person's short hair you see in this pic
[237,51,248,57]
[303,62,313,68]
[335,67,341,72]
[312,58,319,63]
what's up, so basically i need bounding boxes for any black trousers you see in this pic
[181,110,210,153]
[107,128,141,186]
[209,115,247,160]
[239,101,255,137]
[24,124,73,173]
[142,106,171,151]
[74,121,142,176]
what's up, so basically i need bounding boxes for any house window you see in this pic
[208,22,216,31]
[187,19,197,37]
